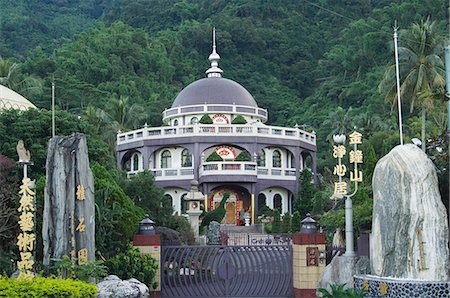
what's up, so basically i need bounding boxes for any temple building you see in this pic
[116,31,317,225]
[0,85,36,110]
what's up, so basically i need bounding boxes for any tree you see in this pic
[0,155,19,251]
[0,58,43,99]
[294,170,317,218]
[231,115,247,124]
[379,18,445,150]
[199,114,213,124]
[323,107,354,142]
[123,171,172,226]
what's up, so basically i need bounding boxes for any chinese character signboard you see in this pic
[17,178,35,279]
[332,132,364,199]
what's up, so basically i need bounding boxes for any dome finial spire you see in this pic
[206,27,223,78]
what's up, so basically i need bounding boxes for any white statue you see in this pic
[16,140,31,161]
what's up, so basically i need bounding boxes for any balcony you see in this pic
[127,164,296,181]
[161,103,268,122]
[150,168,194,181]
[199,161,257,177]
[257,167,297,180]
[117,124,316,146]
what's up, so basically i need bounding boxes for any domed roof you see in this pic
[171,77,257,108]
[0,85,36,110]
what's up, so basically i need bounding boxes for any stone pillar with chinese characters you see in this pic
[292,232,326,297]
[42,133,95,268]
[184,180,204,237]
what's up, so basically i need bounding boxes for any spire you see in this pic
[206,27,223,78]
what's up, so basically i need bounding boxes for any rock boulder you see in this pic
[97,275,149,298]
[371,144,449,280]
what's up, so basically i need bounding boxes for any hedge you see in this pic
[0,276,97,298]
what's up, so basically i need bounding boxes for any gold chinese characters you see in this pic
[17,178,35,279]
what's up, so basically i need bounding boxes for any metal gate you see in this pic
[161,245,292,298]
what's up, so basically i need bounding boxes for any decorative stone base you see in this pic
[354,275,450,298]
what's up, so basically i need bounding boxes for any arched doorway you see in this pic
[209,186,251,225]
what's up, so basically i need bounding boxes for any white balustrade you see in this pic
[117,124,316,145]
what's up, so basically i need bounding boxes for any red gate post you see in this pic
[293,214,326,298]
[133,215,161,298]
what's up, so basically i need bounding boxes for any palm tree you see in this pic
[323,106,354,142]
[0,58,43,99]
[97,96,146,151]
[379,18,445,150]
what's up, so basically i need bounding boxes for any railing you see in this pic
[225,233,292,246]
[150,168,194,179]
[162,103,268,121]
[117,124,316,145]
[199,162,257,177]
[128,166,295,180]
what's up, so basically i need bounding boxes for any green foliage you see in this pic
[123,171,172,226]
[234,151,251,161]
[105,245,159,289]
[92,163,144,258]
[281,213,292,233]
[205,151,223,162]
[0,276,97,298]
[257,205,273,217]
[163,215,195,245]
[201,192,230,227]
[291,211,302,233]
[318,284,364,298]
[271,210,281,234]
[0,251,16,277]
[51,255,108,282]
[231,115,247,124]
[0,155,19,252]
[0,108,114,178]
[294,170,317,218]
[199,114,213,124]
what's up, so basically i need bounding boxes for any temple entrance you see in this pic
[209,186,251,225]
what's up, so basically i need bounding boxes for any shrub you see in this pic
[0,276,97,297]
[155,226,181,246]
[291,211,302,233]
[0,251,16,277]
[318,283,364,298]
[51,255,108,282]
[206,152,223,162]
[105,245,159,289]
[257,205,273,217]
[164,216,195,245]
[235,151,251,161]
[271,210,281,233]
[281,213,292,233]
[199,114,213,124]
[231,115,247,124]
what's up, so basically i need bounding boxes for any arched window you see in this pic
[257,193,267,210]
[181,193,188,214]
[272,150,281,168]
[163,194,173,211]
[257,150,266,167]
[132,154,139,171]
[181,149,192,167]
[173,119,178,126]
[274,194,282,211]
[190,117,199,125]
[124,159,131,172]
[290,152,295,168]
[161,150,172,168]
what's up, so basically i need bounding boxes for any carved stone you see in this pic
[42,133,95,265]
[206,221,220,245]
[371,144,449,280]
